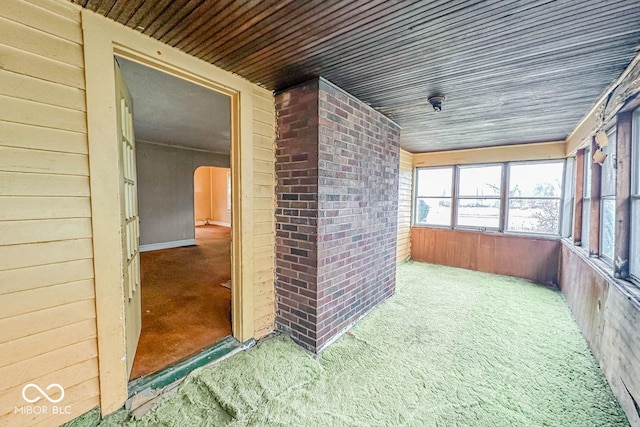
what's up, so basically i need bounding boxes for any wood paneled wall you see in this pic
[411,227,560,285]
[396,149,412,262]
[251,87,276,339]
[559,243,640,426]
[0,2,277,424]
[0,1,100,426]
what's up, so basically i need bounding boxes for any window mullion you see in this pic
[452,165,459,228]
[500,162,508,232]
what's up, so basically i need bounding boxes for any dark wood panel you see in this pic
[410,227,560,285]
[559,242,640,425]
[72,0,640,153]
[615,112,632,278]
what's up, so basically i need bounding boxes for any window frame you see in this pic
[454,163,504,232]
[581,146,592,250]
[631,109,640,281]
[504,159,566,236]
[599,126,617,265]
[413,166,455,228]
[562,157,576,238]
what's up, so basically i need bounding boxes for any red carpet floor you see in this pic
[130,225,232,379]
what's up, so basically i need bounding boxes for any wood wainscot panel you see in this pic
[411,227,560,285]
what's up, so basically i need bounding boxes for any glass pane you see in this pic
[631,199,640,279]
[509,162,563,198]
[600,198,615,262]
[635,113,640,195]
[600,132,616,197]
[584,148,591,197]
[507,199,561,234]
[415,197,451,226]
[457,198,500,228]
[416,167,452,197]
[458,165,502,197]
[581,199,590,249]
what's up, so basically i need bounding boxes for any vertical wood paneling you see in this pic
[396,149,412,262]
[251,87,276,339]
[411,227,560,286]
[614,112,632,278]
[0,1,99,426]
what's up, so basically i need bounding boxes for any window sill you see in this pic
[411,226,561,241]
[561,239,640,307]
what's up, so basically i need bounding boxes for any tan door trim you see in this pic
[81,10,255,415]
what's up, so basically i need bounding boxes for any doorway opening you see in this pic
[115,56,234,381]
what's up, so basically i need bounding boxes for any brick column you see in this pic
[275,78,400,352]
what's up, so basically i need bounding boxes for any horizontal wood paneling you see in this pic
[0,16,84,67]
[411,227,560,285]
[0,279,95,319]
[0,319,96,368]
[0,172,90,196]
[0,339,97,391]
[0,218,93,246]
[0,360,98,426]
[0,299,96,344]
[0,145,88,175]
[2,0,83,43]
[0,259,94,295]
[396,149,412,262]
[0,71,86,111]
[559,243,640,426]
[0,43,85,89]
[413,141,566,167]
[252,88,275,339]
[0,196,91,220]
[0,120,88,154]
[0,3,99,426]
[0,95,87,134]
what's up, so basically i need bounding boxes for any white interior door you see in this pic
[115,59,141,377]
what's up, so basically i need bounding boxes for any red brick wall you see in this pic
[274,80,320,349]
[315,79,400,349]
[275,78,400,352]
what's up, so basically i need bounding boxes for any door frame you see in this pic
[82,11,255,415]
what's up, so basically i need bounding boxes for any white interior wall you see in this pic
[136,140,229,250]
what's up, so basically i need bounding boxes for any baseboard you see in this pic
[195,221,231,227]
[210,221,231,227]
[139,239,196,252]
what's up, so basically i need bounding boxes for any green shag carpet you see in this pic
[100,262,628,426]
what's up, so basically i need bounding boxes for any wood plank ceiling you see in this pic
[73,0,640,152]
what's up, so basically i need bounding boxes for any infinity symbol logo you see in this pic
[21,384,65,403]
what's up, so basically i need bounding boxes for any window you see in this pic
[562,157,576,238]
[582,147,591,249]
[414,167,453,226]
[600,128,616,263]
[631,110,640,280]
[456,165,502,229]
[506,161,564,235]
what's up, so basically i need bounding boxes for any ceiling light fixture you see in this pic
[428,95,445,112]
